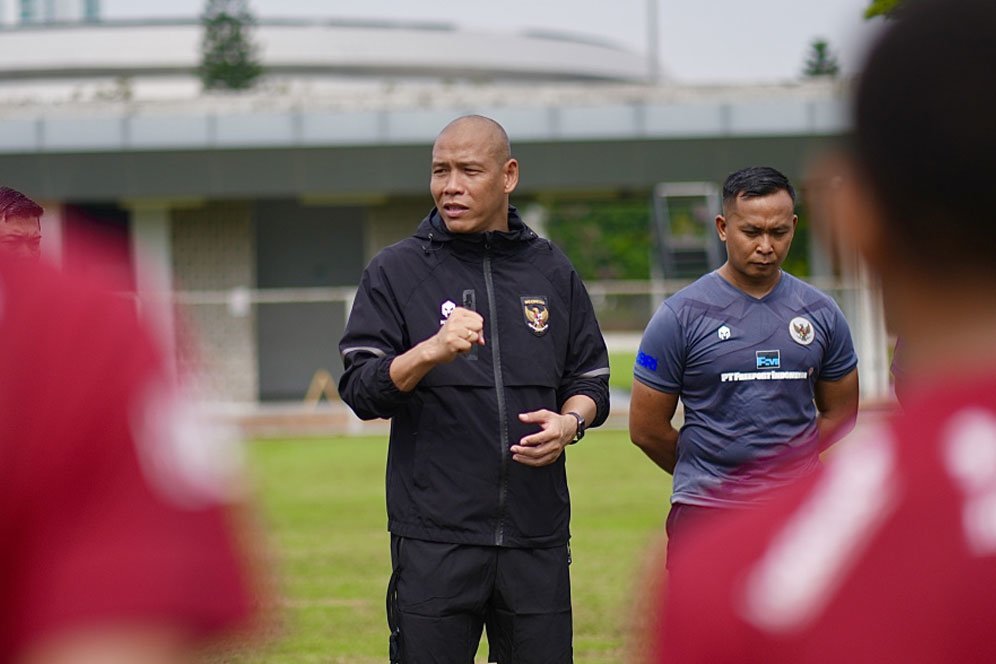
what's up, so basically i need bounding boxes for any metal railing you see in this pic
[169,275,892,403]
[169,277,871,339]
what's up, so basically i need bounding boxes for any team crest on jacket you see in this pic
[521,296,550,336]
[789,316,815,346]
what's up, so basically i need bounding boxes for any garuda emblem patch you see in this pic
[789,316,815,346]
[521,296,550,336]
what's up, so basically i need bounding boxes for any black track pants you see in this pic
[387,536,572,664]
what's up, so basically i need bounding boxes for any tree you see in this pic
[199,0,263,91]
[803,38,840,78]
[544,198,652,282]
[865,0,905,19]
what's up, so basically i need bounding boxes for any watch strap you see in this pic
[566,411,585,444]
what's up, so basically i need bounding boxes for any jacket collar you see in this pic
[414,206,537,251]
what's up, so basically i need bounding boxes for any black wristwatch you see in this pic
[566,411,585,444]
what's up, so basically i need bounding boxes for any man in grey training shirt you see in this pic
[629,166,859,565]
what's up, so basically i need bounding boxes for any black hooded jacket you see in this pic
[338,207,610,547]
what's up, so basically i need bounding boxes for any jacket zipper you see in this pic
[483,246,509,546]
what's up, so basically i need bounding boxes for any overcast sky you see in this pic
[101,0,886,84]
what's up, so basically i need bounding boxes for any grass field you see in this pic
[608,350,638,392]
[234,429,672,663]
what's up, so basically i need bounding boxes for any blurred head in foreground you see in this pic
[0,187,43,262]
[824,0,996,385]
[654,1,996,662]
[0,238,264,663]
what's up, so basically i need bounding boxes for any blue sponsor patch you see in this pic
[756,350,781,369]
[636,351,659,372]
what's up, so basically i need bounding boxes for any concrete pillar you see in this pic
[808,219,834,281]
[854,259,890,402]
[0,1,18,26]
[127,199,176,377]
[39,200,65,266]
[840,249,891,403]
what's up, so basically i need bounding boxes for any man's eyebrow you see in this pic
[432,159,487,168]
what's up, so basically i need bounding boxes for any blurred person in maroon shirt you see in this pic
[0,238,263,662]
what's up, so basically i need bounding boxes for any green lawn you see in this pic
[609,350,637,392]
[233,429,672,663]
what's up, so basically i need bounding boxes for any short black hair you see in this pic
[0,186,43,222]
[721,166,796,214]
[854,0,996,276]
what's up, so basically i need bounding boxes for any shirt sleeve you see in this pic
[337,256,414,420]
[818,300,859,381]
[557,269,611,427]
[634,301,685,394]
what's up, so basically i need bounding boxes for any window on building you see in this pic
[19,0,38,22]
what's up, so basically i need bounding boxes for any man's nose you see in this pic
[443,173,464,194]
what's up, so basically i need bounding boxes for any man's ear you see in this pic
[503,159,519,195]
[715,215,728,242]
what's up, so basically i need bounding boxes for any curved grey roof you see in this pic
[0,18,650,83]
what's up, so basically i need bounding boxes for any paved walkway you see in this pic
[603,332,643,352]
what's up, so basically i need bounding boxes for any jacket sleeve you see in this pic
[557,269,611,428]
[337,260,414,420]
